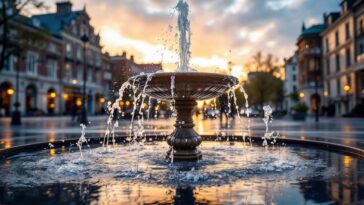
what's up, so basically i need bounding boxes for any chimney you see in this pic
[56,0,73,15]
[130,55,134,62]
[122,51,127,57]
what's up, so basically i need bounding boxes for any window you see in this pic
[360,19,363,34]
[335,31,339,47]
[48,43,57,53]
[3,55,16,72]
[327,82,330,97]
[336,54,340,72]
[292,74,296,81]
[292,66,295,71]
[325,38,329,52]
[345,22,350,40]
[326,58,330,75]
[77,66,83,82]
[96,72,101,84]
[66,43,72,58]
[95,55,101,67]
[345,48,351,67]
[26,52,38,75]
[76,46,82,60]
[360,44,364,54]
[347,76,351,86]
[65,63,72,82]
[47,59,57,79]
[293,85,297,92]
[337,78,341,96]
[87,70,92,82]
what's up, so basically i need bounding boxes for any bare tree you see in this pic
[0,0,45,72]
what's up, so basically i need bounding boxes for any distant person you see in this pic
[0,108,4,117]
[71,104,78,122]
[218,93,229,128]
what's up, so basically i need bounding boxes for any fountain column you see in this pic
[167,99,202,160]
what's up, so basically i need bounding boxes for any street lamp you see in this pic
[312,47,321,123]
[299,92,305,99]
[80,34,89,125]
[11,52,22,125]
[344,84,351,113]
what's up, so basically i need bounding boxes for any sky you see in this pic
[43,0,341,74]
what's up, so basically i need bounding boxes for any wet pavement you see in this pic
[0,115,364,150]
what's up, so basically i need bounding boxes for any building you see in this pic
[353,0,364,114]
[111,52,162,92]
[0,1,113,116]
[284,53,299,111]
[321,0,364,116]
[296,23,325,114]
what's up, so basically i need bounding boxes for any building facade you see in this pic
[284,53,298,111]
[296,24,325,114]
[321,0,364,116]
[111,52,162,93]
[0,1,113,117]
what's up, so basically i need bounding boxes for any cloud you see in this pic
[42,0,341,72]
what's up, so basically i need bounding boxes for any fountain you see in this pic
[129,0,238,160]
[0,1,363,204]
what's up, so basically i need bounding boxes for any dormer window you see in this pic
[342,1,348,13]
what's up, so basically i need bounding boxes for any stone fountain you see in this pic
[130,0,238,160]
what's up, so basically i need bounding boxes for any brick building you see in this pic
[0,1,113,116]
[296,24,325,114]
[111,52,162,93]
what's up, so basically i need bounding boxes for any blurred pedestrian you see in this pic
[71,104,78,122]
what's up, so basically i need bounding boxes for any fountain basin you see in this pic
[0,136,363,205]
[129,72,239,161]
[130,72,239,100]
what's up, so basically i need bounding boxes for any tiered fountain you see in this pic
[130,0,238,160]
[0,1,363,205]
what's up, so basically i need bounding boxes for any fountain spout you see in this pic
[176,0,191,72]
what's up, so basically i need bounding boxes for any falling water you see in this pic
[176,0,191,72]
[76,124,89,157]
[240,85,251,144]
[103,81,131,147]
[262,105,275,147]
[170,75,176,117]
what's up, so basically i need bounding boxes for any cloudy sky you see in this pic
[45,0,340,73]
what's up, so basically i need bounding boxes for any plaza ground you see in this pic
[0,115,363,150]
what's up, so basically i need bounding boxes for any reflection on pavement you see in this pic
[0,115,364,149]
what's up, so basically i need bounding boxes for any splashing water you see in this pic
[176,0,191,72]
[103,81,131,148]
[76,124,89,157]
[262,105,277,147]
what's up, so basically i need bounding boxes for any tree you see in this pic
[244,51,284,110]
[0,0,45,72]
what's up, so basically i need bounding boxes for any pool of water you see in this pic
[0,141,363,204]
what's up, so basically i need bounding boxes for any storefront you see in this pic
[0,82,14,117]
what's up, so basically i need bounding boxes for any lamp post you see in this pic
[312,48,321,123]
[11,53,22,125]
[344,85,351,114]
[80,34,89,125]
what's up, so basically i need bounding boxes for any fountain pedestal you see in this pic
[167,99,201,160]
[130,72,238,161]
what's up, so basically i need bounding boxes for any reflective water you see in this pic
[0,141,363,205]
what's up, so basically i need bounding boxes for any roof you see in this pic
[300,24,325,37]
[31,11,82,36]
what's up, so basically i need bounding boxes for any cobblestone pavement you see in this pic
[0,115,364,149]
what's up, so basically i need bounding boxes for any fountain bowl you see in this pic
[128,72,239,161]
[130,72,239,100]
